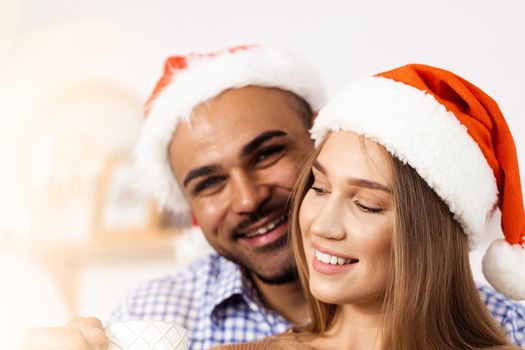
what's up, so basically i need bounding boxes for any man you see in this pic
[22,46,525,350]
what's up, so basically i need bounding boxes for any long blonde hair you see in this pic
[289,138,513,349]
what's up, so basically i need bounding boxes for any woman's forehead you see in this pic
[316,132,392,184]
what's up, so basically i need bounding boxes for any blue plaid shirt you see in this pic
[109,253,525,349]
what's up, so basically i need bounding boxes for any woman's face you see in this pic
[299,131,394,306]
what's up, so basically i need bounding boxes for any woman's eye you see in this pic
[193,176,224,195]
[254,145,284,164]
[310,185,327,196]
[354,201,383,214]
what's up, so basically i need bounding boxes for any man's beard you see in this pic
[225,233,299,285]
[225,196,299,285]
[253,264,298,285]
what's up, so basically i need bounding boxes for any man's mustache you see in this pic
[232,199,291,235]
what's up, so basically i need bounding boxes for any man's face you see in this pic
[169,86,313,284]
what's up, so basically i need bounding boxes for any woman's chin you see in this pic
[309,284,350,305]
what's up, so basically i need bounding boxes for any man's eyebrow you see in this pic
[312,159,390,192]
[183,164,221,188]
[241,130,287,157]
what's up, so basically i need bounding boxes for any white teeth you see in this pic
[245,215,286,238]
[256,226,268,235]
[314,249,356,265]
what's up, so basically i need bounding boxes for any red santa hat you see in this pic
[135,45,326,218]
[311,64,525,300]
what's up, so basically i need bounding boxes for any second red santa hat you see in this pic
[311,64,525,300]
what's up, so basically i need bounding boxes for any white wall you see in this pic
[9,0,523,182]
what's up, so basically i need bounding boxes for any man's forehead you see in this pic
[173,88,307,137]
[174,112,283,146]
[173,124,289,164]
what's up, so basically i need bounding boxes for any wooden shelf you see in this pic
[15,227,184,315]
[30,228,182,259]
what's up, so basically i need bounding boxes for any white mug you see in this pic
[105,321,189,350]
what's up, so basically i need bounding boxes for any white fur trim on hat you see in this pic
[482,239,525,300]
[311,76,498,248]
[135,46,326,216]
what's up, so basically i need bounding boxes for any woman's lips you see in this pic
[311,243,359,275]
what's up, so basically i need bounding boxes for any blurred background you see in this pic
[0,0,524,348]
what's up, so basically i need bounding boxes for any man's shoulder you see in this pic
[127,253,235,295]
[108,253,238,324]
[477,283,525,314]
[476,282,525,347]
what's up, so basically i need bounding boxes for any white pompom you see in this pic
[482,239,525,300]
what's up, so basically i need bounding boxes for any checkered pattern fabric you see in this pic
[109,253,525,349]
[109,254,291,350]
[477,284,525,347]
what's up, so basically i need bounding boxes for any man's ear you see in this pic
[191,212,199,226]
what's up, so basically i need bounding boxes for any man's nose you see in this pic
[229,169,269,214]
[310,196,346,240]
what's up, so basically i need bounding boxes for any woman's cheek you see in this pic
[299,191,317,236]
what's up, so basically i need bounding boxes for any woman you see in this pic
[213,64,524,349]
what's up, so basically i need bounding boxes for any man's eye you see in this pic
[253,145,285,164]
[193,176,225,195]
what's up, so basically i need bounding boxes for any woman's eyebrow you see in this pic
[312,159,327,174]
[313,159,390,192]
[346,177,391,193]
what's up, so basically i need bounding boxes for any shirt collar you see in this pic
[206,254,260,321]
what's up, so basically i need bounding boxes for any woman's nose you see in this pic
[310,197,346,240]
